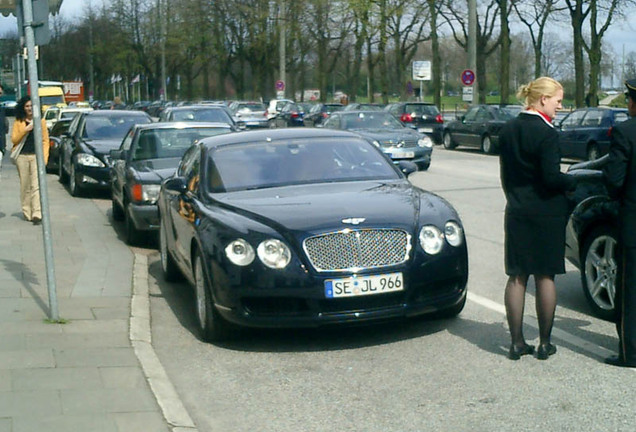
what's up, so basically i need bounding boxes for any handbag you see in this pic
[10,136,27,165]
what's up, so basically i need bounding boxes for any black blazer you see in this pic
[499,111,576,217]
[603,115,636,246]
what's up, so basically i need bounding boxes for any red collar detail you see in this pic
[536,110,552,123]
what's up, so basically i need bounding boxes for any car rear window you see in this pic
[405,104,439,116]
[84,114,152,140]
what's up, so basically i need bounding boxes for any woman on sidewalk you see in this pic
[11,96,49,225]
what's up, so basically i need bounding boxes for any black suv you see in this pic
[384,102,444,144]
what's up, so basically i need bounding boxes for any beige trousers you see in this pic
[15,154,41,221]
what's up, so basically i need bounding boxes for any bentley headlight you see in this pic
[225,239,255,266]
[419,225,443,255]
[76,153,105,167]
[417,135,434,148]
[257,239,291,269]
[444,221,464,247]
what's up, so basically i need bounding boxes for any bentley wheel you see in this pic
[443,132,456,150]
[481,135,495,154]
[69,164,81,196]
[581,226,617,321]
[58,155,68,183]
[160,219,180,281]
[194,251,238,342]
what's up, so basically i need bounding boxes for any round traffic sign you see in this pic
[461,69,475,86]
[275,80,285,91]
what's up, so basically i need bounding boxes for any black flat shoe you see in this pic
[508,343,535,360]
[537,343,557,360]
[604,355,636,368]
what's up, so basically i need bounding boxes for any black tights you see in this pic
[505,274,557,347]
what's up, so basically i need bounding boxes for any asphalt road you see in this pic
[102,146,635,432]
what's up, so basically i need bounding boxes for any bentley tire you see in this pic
[581,226,618,321]
[194,251,238,342]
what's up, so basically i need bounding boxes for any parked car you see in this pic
[557,107,628,161]
[158,128,468,341]
[273,102,307,127]
[265,98,294,123]
[0,100,17,116]
[442,104,520,154]
[158,104,242,129]
[58,110,153,196]
[343,103,385,111]
[565,155,618,321]
[46,118,73,173]
[321,110,433,170]
[43,106,93,130]
[303,103,343,127]
[384,102,444,144]
[110,122,234,245]
[229,101,269,128]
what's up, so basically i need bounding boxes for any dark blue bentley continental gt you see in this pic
[157,128,468,341]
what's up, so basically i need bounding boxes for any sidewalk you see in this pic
[0,157,180,431]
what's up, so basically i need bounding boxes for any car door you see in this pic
[60,113,83,174]
[453,106,480,146]
[166,146,201,272]
[558,110,586,158]
[470,107,493,147]
[111,127,136,208]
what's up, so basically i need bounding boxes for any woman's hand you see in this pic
[25,121,34,132]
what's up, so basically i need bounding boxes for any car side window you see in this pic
[323,115,338,128]
[581,110,602,127]
[614,112,628,124]
[560,111,586,129]
[178,145,200,178]
[120,129,135,151]
[463,107,479,122]
[475,108,491,122]
[68,114,82,137]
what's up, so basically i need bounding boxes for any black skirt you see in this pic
[504,212,568,276]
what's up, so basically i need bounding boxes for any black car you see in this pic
[58,110,153,196]
[46,118,73,173]
[557,107,628,161]
[158,104,241,129]
[303,103,343,127]
[158,128,467,341]
[321,110,433,170]
[565,155,618,321]
[273,102,307,128]
[110,122,234,245]
[442,104,521,154]
[384,102,444,144]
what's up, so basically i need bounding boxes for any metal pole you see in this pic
[468,0,477,103]
[159,0,167,101]
[279,0,286,98]
[21,0,59,321]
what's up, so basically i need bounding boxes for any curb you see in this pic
[130,253,199,432]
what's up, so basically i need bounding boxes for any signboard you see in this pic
[63,81,84,103]
[412,61,431,81]
[461,69,475,86]
[275,80,285,91]
[462,86,473,102]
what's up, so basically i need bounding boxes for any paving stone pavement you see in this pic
[0,152,187,432]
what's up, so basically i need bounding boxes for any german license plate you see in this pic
[418,127,433,133]
[324,273,404,298]
[387,151,414,159]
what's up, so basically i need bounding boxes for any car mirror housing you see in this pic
[397,160,418,176]
[163,177,188,194]
[109,149,126,160]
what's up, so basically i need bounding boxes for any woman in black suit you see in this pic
[499,77,576,360]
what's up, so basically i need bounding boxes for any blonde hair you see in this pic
[516,77,563,107]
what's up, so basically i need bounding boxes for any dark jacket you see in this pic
[603,115,636,246]
[499,111,576,216]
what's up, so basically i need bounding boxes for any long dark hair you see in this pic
[15,96,32,122]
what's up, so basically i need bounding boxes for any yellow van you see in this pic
[39,85,67,113]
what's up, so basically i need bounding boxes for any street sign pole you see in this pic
[21,0,59,321]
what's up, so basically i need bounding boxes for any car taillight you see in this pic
[131,184,143,202]
[607,126,613,137]
[49,139,55,148]
[401,113,413,123]
[291,112,299,118]
[435,114,444,123]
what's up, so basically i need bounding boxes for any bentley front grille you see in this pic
[303,229,411,272]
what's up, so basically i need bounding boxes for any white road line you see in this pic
[467,291,636,368]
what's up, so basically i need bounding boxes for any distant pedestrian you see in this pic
[10,96,49,225]
[0,86,8,169]
[602,78,636,368]
[499,77,577,360]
